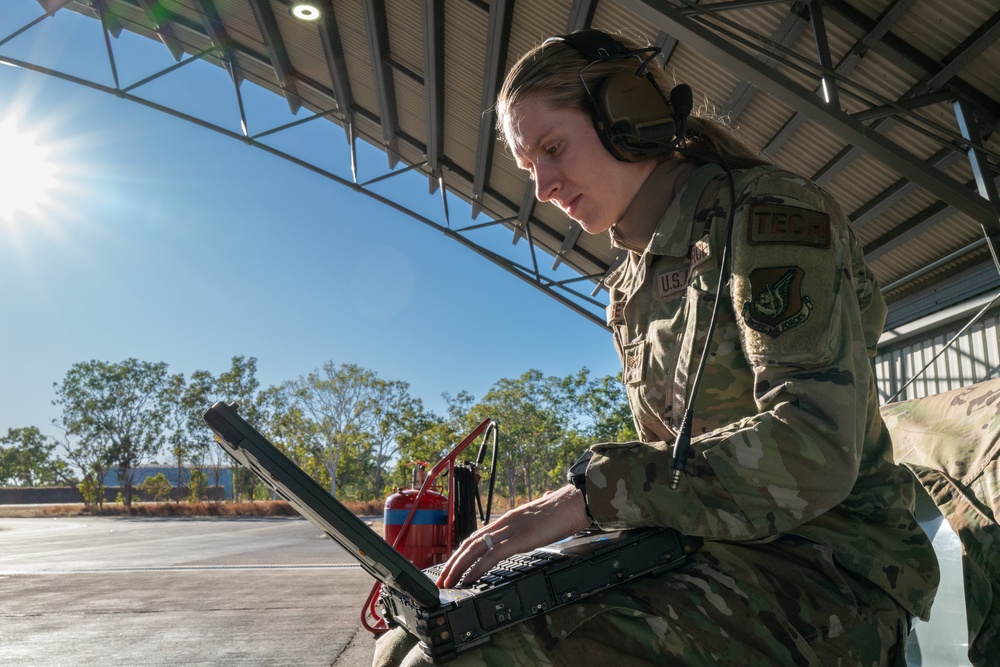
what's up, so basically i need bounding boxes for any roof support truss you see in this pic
[361,0,399,168]
[247,0,302,114]
[135,0,184,61]
[619,0,996,227]
[314,1,353,145]
[422,0,445,193]
[471,0,514,218]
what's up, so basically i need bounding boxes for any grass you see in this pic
[0,498,387,519]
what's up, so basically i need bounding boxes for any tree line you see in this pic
[0,355,636,509]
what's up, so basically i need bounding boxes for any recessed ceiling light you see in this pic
[290,3,321,22]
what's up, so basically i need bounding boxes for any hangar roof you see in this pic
[8,0,1000,329]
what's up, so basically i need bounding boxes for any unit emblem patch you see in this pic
[742,266,812,337]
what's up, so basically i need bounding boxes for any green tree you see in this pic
[477,370,572,507]
[163,373,190,500]
[182,356,264,501]
[288,361,398,496]
[56,432,112,507]
[390,390,489,495]
[0,426,62,486]
[568,368,637,442]
[186,468,207,502]
[354,378,428,499]
[138,472,172,502]
[52,359,171,508]
[214,356,262,500]
[184,369,220,497]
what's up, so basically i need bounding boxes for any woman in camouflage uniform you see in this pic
[375,29,939,667]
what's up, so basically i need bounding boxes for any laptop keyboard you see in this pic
[425,549,569,590]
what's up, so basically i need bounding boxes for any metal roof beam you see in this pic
[247,0,302,115]
[617,0,993,225]
[35,0,75,16]
[192,0,241,87]
[955,99,1000,279]
[864,172,1000,262]
[525,0,596,257]
[191,0,248,136]
[849,148,961,231]
[850,90,954,123]
[811,5,999,186]
[567,0,597,30]
[553,223,583,270]
[762,0,914,157]
[955,100,1000,217]
[513,183,535,245]
[362,0,400,169]
[315,1,354,143]
[135,0,185,61]
[470,0,514,218]
[719,1,808,122]
[864,201,955,262]
[679,0,792,12]
[94,0,121,90]
[94,0,122,38]
[807,0,838,109]
[2,5,68,49]
[823,0,1000,122]
[422,0,445,193]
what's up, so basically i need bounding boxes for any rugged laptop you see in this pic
[204,401,697,663]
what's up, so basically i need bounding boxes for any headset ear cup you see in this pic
[597,70,677,161]
[586,88,631,162]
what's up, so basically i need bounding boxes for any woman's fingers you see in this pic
[434,485,592,588]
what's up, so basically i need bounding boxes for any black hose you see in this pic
[453,464,479,544]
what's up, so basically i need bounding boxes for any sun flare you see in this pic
[0,117,61,224]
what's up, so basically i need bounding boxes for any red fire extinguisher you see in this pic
[362,418,498,635]
[382,463,449,569]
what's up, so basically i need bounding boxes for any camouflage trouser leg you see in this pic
[373,622,556,667]
[373,536,911,667]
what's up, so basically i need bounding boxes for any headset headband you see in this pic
[544,29,635,62]
[543,29,690,162]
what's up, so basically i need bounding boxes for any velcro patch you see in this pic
[606,302,625,327]
[656,268,688,299]
[689,236,711,268]
[622,340,646,385]
[742,266,812,337]
[748,204,830,248]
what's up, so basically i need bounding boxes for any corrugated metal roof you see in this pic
[4,0,999,329]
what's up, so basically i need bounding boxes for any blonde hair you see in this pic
[496,33,769,169]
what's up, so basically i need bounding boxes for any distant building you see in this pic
[103,465,233,499]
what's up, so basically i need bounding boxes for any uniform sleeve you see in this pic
[584,172,884,541]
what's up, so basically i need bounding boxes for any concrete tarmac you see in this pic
[0,517,379,666]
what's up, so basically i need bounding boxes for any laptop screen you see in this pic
[204,401,441,607]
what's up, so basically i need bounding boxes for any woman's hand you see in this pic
[435,484,592,588]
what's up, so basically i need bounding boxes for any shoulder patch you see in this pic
[742,266,812,337]
[748,203,830,248]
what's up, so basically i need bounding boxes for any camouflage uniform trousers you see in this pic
[373,536,911,667]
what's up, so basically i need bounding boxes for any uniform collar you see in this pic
[610,159,695,253]
[647,162,726,257]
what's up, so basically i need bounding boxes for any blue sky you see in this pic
[0,3,621,442]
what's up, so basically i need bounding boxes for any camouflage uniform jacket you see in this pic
[586,162,939,620]
[882,379,1000,665]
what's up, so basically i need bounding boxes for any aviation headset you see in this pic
[544,29,693,162]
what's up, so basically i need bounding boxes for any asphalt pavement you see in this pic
[0,517,380,666]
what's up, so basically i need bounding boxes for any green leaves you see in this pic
[16,356,632,512]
